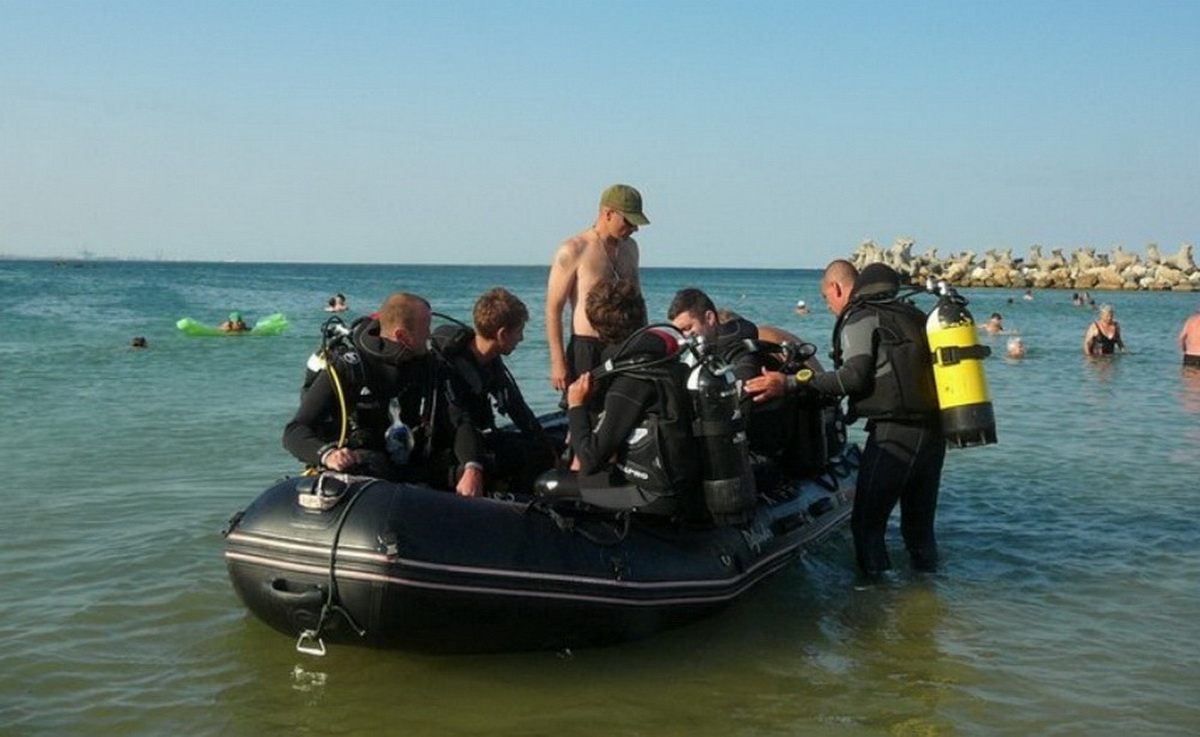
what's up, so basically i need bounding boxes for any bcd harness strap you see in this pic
[931,344,991,366]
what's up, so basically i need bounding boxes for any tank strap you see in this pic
[932,344,991,366]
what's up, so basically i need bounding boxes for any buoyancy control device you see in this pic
[578,325,756,524]
[684,335,757,524]
[924,278,997,447]
[754,336,845,478]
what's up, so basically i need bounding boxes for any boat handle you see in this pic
[295,630,327,657]
[266,578,327,606]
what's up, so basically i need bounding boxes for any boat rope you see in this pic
[530,501,633,547]
[295,477,378,656]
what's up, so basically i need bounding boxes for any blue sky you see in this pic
[2,0,1196,268]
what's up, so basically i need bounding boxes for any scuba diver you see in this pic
[668,288,839,480]
[428,288,555,497]
[746,261,944,577]
[283,293,434,481]
[536,280,700,517]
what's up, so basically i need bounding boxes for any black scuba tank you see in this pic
[687,348,756,525]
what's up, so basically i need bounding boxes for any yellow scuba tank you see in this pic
[925,280,997,447]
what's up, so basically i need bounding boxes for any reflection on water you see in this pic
[1179,366,1200,414]
[1083,353,1121,382]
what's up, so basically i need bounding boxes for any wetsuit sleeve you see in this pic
[567,376,654,475]
[431,362,487,467]
[283,370,341,465]
[500,370,543,437]
[809,312,878,399]
[728,350,763,385]
[447,396,486,466]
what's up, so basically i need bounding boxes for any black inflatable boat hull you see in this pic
[224,448,858,654]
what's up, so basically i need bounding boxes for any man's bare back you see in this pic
[1180,311,1200,357]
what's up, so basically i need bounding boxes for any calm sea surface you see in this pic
[2,259,1198,736]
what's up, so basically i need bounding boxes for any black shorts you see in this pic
[1184,354,1200,368]
[567,334,605,380]
[560,334,606,410]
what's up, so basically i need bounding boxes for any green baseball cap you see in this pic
[600,184,649,226]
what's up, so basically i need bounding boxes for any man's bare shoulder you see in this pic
[552,231,592,269]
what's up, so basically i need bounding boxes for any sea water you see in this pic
[1,259,1198,736]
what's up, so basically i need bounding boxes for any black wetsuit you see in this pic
[712,316,765,388]
[806,267,944,575]
[283,318,433,481]
[568,368,656,477]
[715,317,829,474]
[558,332,697,510]
[430,325,553,492]
[709,317,790,461]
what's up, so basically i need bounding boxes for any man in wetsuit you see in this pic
[667,288,763,389]
[283,293,433,480]
[536,280,698,516]
[546,184,648,397]
[746,261,944,577]
[668,288,833,476]
[430,287,554,496]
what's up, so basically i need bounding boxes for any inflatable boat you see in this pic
[222,443,859,655]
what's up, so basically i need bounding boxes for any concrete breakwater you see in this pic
[849,239,1198,291]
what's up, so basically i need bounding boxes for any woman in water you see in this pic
[1083,303,1126,355]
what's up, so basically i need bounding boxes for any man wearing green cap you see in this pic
[546,184,649,394]
[219,311,250,332]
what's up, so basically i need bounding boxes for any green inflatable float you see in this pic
[176,312,289,336]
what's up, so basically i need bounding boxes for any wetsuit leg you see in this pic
[852,421,943,575]
[898,423,945,572]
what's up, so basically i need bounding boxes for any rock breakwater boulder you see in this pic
[848,239,1198,291]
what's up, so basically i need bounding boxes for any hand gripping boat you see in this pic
[222,444,858,656]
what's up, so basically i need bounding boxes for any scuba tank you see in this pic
[685,336,756,524]
[924,279,998,447]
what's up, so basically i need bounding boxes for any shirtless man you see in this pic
[1179,306,1200,368]
[546,184,648,391]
